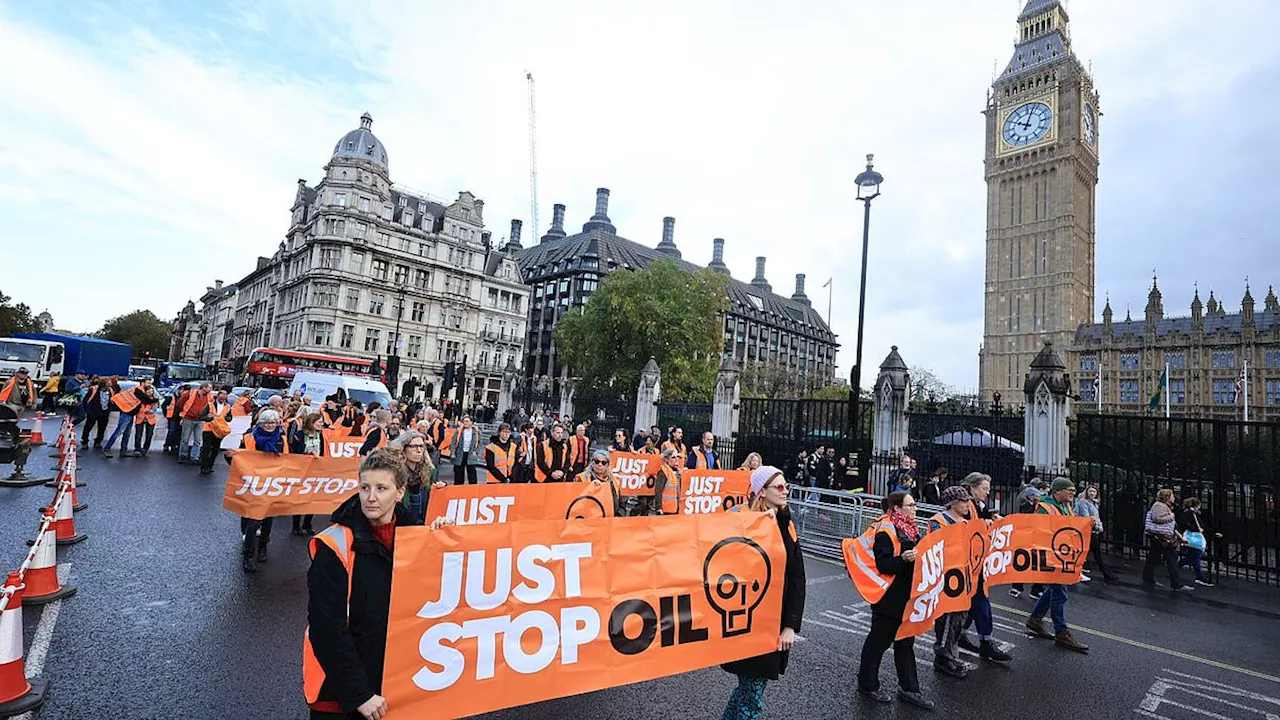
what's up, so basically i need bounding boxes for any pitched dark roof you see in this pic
[1075,311,1280,343]
[388,189,446,233]
[515,228,837,344]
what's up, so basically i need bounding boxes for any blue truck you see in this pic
[13,332,132,378]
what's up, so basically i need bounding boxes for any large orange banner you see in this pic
[222,451,360,519]
[383,513,786,719]
[681,469,751,514]
[982,514,1094,587]
[322,428,365,458]
[896,519,988,639]
[608,451,660,496]
[425,482,616,525]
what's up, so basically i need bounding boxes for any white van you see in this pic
[288,372,392,409]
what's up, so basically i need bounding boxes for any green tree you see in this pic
[0,289,40,337]
[100,310,171,359]
[555,260,729,400]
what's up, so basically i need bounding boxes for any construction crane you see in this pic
[526,71,539,240]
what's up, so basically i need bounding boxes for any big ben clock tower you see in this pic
[980,0,1099,405]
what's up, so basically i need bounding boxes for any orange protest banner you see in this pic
[425,482,616,526]
[322,428,365,458]
[221,451,360,520]
[681,469,751,514]
[983,514,1094,587]
[383,513,786,719]
[608,451,660,497]
[895,519,988,640]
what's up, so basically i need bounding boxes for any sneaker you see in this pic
[856,687,893,703]
[958,633,980,654]
[1055,631,1089,653]
[980,640,1013,665]
[1008,588,1022,598]
[101,448,114,458]
[933,659,968,679]
[1194,579,1215,587]
[1173,585,1195,593]
[242,556,256,573]
[897,690,936,711]
[1029,590,1043,600]
[1025,617,1054,639]
[1079,573,1092,583]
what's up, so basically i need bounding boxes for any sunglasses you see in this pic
[766,482,788,492]
[592,459,609,466]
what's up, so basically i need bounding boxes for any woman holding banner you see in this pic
[305,450,436,720]
[239,409,289,572]
[576,449,621,515]
[651,447,685,516]
[387,431,444,523]
[289,412,327,537]
[720,466,806,720]
[855,492,935,710]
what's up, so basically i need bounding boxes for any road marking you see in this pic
[991,601,1280,685]
[14,563,69,720]
[806,574,847,587]
[1160,670,1280,704]
[1150,679,1280,718]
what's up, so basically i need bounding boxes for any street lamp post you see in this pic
[850,154,883,457]
[390,285,407,397]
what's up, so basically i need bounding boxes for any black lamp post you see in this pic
[389,285,407,396]
[850,154,883,455]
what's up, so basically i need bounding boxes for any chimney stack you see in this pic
[541,203,567,244]
[474,198,484,220]
[791,274,810,306]
[750,257,772,292]
[215,279,223,289]
[583,188,616,233]
[481,230,492,253]
[505,219,524,253]
[655,216,682,259]
[708,238,729,274]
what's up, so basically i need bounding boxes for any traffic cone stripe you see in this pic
[0,576,30,704]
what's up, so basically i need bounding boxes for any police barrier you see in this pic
[786,487,943,560]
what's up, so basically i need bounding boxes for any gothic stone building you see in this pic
[513,188,839,391]
[1073,280,1280,420]
[980,0,1100,405]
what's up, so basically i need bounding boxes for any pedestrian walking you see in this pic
[1143,488,1193,592]
[80,378,115,450]
[303,450,444,720]
[1009,478,1048,599]
[855,491,935,710]
[929,485,976,679]
[1074,485,1116,583]
[720,466,805,720]
[1024,477,1090,652]
[289,412,327,537]
[199,390,232,475]
[235,409,288,572]
[178,383,213,465]
[1177,498,1217,587]
[957,472,1013,664]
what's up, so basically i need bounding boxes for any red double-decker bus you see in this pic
[243,347,381,389]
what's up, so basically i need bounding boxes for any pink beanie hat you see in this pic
[750,465,783,497]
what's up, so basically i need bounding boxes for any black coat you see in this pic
[307,495,422,712]
[870,525,918,619]
[722,506,807,680]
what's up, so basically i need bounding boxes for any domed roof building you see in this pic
[331,112,388,171]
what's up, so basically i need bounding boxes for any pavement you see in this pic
[1,418,1278,720]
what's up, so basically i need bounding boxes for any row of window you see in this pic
[297,320,468,362]
[1005,289,1054,333]
[1080,349,1280,373]
[1080,378,1280,406]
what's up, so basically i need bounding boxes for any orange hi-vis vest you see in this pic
[658,464,681,514]
[204,402,231,432]
[0,376,36,404]
[232,396,253,417]
[111,389,141,413]
[516,434,537,466]
[842,518,901,605]
[243,432,290,453]
[302,524,355,707]
[135,395,157,425]
[689,446,717,470]
[1036,499,1072,516]
[660,440,686,459]
[484,440,516,483]
[928,508,972,533]
[535,439,575,482]
[439,425,458,457]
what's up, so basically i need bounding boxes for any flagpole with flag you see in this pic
[1243,360,1250,423]
[823,277,832,327]
[1148,363,1169,417]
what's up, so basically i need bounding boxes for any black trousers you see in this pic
[163,417,182,450]
[241,517,273,556]
[133,422,155,453]
[293,515,314,532]
[1088,532,1114,579]
[1143,536,1184,587]
[199,431,220,471]
[457,455,478,484]
[857,611,919,694]
[82,414,109,447]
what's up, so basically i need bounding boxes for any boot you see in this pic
[242,556,256,573]
[980,640,1012,664]
[1055,631,1089,653]
[897,690,936,711]
[933,658,968,679]
[957,633,980,653]
[256,546,268,563]
[1025,617,1054,639]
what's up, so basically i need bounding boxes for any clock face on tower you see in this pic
[1002,102,1054,147]
[1083,104,1097,146]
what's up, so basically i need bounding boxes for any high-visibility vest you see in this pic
[570,435,590,465]
[0,376,36,404]
[689,447,717,470]
[485,440,516,483]
[135,403,157,425]
[1036,499,1071,516]
[243,432,290,453]
[439,425,457,456]
[424,418,445,447]
[843,519,901,605]
[535,439,574,482]
[204,402,231,432]
[232,396,253,416]
[928,509,970,533]
[660,440,686,459]
[658,464,681,514]
[516,434,537,465]
[302,524,355,706]
[111,389,141,413]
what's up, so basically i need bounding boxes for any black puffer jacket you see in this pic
[307,494,422,712]
[722,506,807,680]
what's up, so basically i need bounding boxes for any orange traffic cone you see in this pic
[29,483,86,547]
[0,573,49,716]
[37,467,85,514]
[21,513,76,606]
[28,414,44,446]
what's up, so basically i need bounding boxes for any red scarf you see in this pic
[888,509,920,543]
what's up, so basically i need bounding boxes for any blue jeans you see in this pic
[104,413,134,450]
[722,676,767,720]
[969,591,994,640]
[1178,548,1207,582]
[1030,584,1069,633]
[405,489,426,524]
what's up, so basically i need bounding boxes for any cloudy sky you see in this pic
[1,0,1276,389]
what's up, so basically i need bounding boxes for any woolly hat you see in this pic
[751,465,784,497]
[1050,477,1075,493]
[939,485,972,506]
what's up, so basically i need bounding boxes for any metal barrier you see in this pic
[787,487,943,560]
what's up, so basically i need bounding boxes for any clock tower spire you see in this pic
[979,0,1099,405]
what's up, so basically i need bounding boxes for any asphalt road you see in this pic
[1,420,1278,720]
